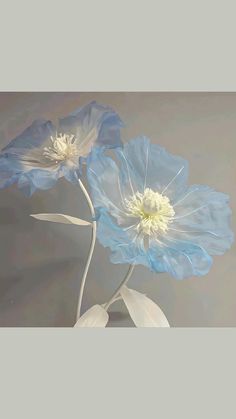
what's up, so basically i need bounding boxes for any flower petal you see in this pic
[59,101,123,156]
[116,137,189,201]
[120,286,170,327]
[30,213,91,226]
[24,167,60,190]
[96,211,151,268]
[74,305,109,327]
[171,185,234,255]
[149,236,212,279]
[0,120,59,192]
[2,119,55,152]
[87,147,127,222]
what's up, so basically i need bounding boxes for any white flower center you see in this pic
[125,188,175,236]
[43,133,79,163]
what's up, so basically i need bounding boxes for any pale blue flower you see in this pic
[0,101,123,195]
[87,137,233,279]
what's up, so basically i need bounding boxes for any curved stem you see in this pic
[76,179,97,320]
[104,264,134,311]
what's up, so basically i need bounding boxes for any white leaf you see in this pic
[74,305,109,328]
[120,286,170,327]
[30,213,91,226]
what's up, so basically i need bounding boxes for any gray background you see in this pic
[0,92,235,326]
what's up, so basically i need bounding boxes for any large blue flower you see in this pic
[87,137,234,279]
[0,101,123,195]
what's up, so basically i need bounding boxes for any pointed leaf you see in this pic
[120,286,170,327]
[30,213,91,226]
[74,305,109,327]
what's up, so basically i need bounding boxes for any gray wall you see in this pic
[0,92,235,326]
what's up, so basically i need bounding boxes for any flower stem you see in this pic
[104,264,134,311]
[76,178,97,320]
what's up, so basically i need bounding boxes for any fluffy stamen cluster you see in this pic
[125,188,175,236]
[43,133,79,163]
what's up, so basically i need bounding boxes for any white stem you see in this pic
[76,179,97,320]
[104,265,134,311]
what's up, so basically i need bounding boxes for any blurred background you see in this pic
[0,92,235,327]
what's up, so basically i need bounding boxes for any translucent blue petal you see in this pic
[0,120,58,192]
[116,137,189,201]
[17,174,37,197]
[2,120,55,152]
[0,121,54,180]
[24,168,60,191]
[96,210,151,269]
[149,237,212,279]
[171,185,234,255]
[87,146,127,222]
[0,157,17,188]
[59,101,123,154]
[61,164,80,184]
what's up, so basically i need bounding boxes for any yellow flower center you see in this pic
[125,188,175,236]
[43,133,79,163]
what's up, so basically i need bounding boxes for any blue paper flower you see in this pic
[0,101,123,195]
[87,137,234,279]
